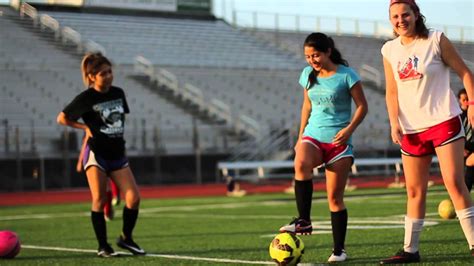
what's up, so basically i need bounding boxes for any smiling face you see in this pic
[389,3,418,38]
[304,46,331,72]
[89,64,113,90]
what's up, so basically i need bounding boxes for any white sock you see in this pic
[456,206,474,250]
[403,216,424,253]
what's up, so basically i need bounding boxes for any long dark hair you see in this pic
[304,32,348,88]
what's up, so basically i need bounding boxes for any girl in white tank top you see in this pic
[379,0,474,264]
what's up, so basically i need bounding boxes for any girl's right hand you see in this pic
[390,123,403,145]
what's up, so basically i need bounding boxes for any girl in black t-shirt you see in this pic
[57,53,145,257]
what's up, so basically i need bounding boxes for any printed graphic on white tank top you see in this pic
[397,55,423,81]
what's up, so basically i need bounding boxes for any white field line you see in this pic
[0,212,91,221]
[390,212,456,220]
[260,219,439,238]
[0,202,287,221]
[310,220,438,229]
[0,191,448,222]
[140,213,448,224]
[0,211,329,222]
[142,213,327,220]
[22,244,274,265]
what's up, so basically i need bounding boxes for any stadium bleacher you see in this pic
[1,3,472,161]
[0,7,244,155]
[38,11,303,69]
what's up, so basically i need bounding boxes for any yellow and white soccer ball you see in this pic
[269,232,304,266]
[438,199,456,219]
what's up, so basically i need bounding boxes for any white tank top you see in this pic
[381,30,461,133]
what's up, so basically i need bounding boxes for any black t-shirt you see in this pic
[63,86,130,159]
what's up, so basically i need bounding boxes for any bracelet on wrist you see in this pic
[469,101,474,105]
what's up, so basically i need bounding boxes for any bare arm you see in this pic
[57,112,91,134]
[440,33,474,126]
[76,135,88,173]
[57,112,92,171]
[333,81,368,146]
[296,89,311,145]
[383,56,403,144]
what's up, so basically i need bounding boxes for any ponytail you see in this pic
[326,37,348,67]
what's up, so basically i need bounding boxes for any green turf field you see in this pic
[1,186,472,265]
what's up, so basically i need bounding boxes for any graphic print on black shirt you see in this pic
[93,99,125,137]
[62,86,129,159]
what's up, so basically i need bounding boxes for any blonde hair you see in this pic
[81,53,112,87]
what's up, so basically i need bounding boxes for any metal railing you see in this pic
[229,128,295,161]
[18,3,106,54]
[133,56,261,138]
[229,10,474,44]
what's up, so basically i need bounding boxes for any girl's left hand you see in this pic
[333,127,352,146]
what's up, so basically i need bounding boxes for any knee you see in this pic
[443,175,466,190]
[327,193,344,209]
[294,159,313,175]
[126,191,141,209]
[406,186,426,201]
[91,196,107,210]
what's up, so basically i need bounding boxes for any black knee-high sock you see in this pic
[294,179,313,221]
[465,166,474,192]
[91,211,108,247]
[331,209,348,255]
[122,207,139,239]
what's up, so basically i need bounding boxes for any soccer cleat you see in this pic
[97,244,117,258]
[379,250,420,264]
[116,235,146,255]
[328,249,347,262]
[279,217,312,235]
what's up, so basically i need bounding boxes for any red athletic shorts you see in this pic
[301,136,354,166]
[401,116,464,156]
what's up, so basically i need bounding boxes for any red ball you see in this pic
[0,231,21,259]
